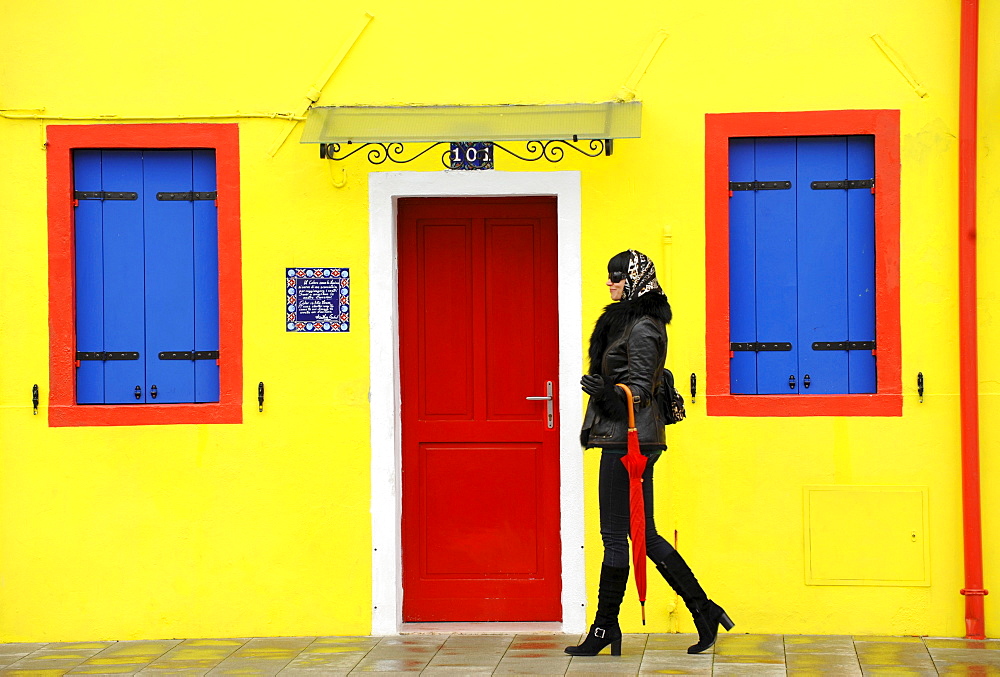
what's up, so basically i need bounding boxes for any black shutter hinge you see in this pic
[158,350,220,360]
[812,341,876,351]
[730,342,792,352]
[810,179,875,190]
[76,351,140,361]
[74,191,138,201]
[156,191,217,201]
[729,181,792,192]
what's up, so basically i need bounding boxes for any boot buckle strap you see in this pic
[594,627,606,639]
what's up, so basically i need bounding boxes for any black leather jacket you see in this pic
[581,292,672,451]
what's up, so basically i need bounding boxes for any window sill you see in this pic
[48,403,243,427]
[706,394,902,417]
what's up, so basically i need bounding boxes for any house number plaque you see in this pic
[449,142,494,170]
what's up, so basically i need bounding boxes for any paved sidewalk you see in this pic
[1,633,998,675]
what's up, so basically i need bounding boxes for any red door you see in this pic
[398,196,561,622]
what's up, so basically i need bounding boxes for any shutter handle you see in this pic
[150,384,158,399]
[690,373,697,403]
[32,384,39,415]
[258,381,265,412]
[788,374,796,390]
[135,385,142,400]
[803,374,811,389]
[918,372,924,403]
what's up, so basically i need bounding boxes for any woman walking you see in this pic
[565,249,733,657]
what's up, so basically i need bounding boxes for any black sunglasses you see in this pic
[609,271,625,283]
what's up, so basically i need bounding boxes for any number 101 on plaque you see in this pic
[449,142,494,170]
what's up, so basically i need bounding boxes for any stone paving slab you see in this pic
[0,634,998,675]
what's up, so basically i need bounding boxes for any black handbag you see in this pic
[657,368,686,425]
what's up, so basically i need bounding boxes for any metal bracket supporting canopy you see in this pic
[318,139,614,168]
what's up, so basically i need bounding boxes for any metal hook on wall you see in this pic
[328,163,347,188]
[690,373,697,403]
[32,384,39,415]
[258,382,265,412]
[917,372,924,403]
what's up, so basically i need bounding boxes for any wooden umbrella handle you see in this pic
[616,383,636,430]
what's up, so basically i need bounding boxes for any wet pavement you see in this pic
[0,633,998,675]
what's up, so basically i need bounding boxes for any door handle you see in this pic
[525,380,554,429]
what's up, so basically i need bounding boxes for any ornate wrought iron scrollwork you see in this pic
[320,142,448,164]
[492,139,610,163]
[320,138,613,167]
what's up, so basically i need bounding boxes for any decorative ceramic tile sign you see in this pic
[286,268,350,332]
[449,142,494,170]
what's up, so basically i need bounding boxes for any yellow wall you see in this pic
[1,0,996,641]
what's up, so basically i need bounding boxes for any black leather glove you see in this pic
[581,374,605,397]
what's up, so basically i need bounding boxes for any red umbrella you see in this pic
[616,383,648,624]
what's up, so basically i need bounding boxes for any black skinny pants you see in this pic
[599,450,677,568]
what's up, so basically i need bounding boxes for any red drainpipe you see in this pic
[958,0,987,640]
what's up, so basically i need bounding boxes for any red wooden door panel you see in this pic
[398,197,561,622]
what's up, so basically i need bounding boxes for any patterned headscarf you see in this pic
[619,249,662,301]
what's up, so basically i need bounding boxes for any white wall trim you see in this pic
[369,170,585,635]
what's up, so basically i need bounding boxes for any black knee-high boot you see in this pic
[564,564,629,656]
[655,551,734,654]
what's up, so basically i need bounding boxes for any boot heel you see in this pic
[720,612,735,631]
[610,639,622,656]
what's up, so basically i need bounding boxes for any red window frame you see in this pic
[47,123,243,426]
[705,110,902,417]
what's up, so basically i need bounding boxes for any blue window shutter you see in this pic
[101,151,147,404]
[729,135,877,397]
[192,150,220,403]
[753,138,798,394]
[847,136,877,393]
[143,151,196,404]
[729,138,758,393]
[73,150,106,404]
[797,137,850,394]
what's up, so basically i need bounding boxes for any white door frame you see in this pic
[369,170,585,634]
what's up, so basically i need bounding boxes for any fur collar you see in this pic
[587,292,672,374]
